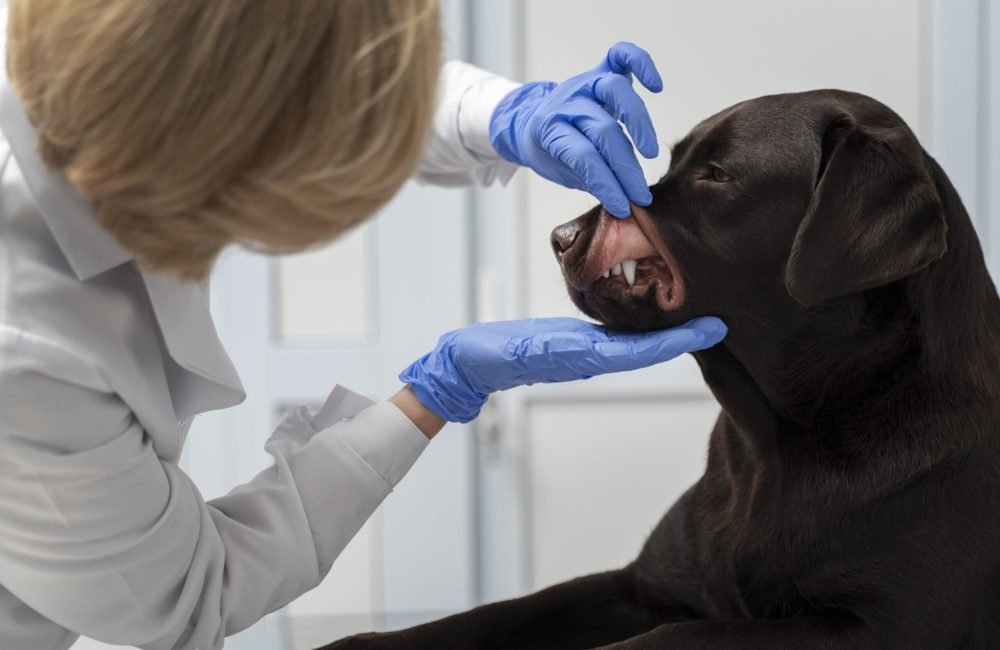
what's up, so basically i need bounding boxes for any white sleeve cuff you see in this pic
[310,385,429,488]
[274,386,429,573]
[455,67,523,164]
[415,60,521,187]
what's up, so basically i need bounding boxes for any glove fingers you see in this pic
[589,328,704,373]
[548,123,631,217]
[576,108,652,209]
[591,75,659,160]
[520,317,603,334]
[593,319,728,372]
[602,42,664,93]
[472,317,600,338]
[602,317,727,345]
[676,317,728,346]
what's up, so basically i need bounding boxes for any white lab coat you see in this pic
[0,20,521,649]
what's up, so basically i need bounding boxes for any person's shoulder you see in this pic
[0,193,154,394]
[0,144,154,363]
[0,323,136,459]
[0,324,110,392]
[0,178,108,360]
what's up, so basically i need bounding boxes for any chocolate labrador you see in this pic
[322,90,1000,649]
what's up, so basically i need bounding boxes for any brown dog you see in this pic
[322,90,1000,649]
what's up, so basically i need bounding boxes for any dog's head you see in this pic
[552,90,948,335]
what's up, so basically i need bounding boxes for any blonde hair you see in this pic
[7,0,441,279]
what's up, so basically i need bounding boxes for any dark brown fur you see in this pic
[321,90,1000,649]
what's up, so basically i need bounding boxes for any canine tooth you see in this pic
[611,263,623,276]
[622,260,637,286]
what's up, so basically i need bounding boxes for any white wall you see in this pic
[528,399,719,588]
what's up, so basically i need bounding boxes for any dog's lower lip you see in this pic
[594,256,667,289]
[589,259,679,309]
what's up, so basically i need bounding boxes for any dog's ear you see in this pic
[784,110,948,308]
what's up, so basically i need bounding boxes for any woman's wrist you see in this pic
[390,385,446,439]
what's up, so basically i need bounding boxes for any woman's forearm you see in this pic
[390,385,447,439]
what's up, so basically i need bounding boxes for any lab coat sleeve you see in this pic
[0,330,427,650]
[414,60,523,187]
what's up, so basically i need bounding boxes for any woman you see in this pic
[0,1,726,649]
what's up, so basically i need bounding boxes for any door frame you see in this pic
[923,0,997,274]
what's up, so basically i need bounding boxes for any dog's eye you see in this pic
[710,165,732,183]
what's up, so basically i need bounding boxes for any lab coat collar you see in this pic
[141,273,246,419]
[0,82,134,281]
[0,46,245,416]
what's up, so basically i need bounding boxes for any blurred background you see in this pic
[72,0,998,648]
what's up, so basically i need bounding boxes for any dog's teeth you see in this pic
[622,260,637,286]
[602,269,611,279]
[611,263,623,276]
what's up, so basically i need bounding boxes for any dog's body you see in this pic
[324,90,1000,649]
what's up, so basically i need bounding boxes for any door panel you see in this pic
[277,225,375,344]
[527,399,719,590]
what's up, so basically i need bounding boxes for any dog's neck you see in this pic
[694,157,1000,472]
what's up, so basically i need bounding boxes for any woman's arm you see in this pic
[419,44,665,219]
[0,330,427,649]
[390,385,446,439]
[413,60,522,187]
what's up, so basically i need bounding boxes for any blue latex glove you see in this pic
[399,317,726,423]
[489,42,663,218]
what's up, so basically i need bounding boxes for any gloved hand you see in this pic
[489,42,663,218]
[399,317,726,423]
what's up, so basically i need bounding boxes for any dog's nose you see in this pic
[550,222,581,260]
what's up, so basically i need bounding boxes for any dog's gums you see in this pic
[551,206,685,319]
[630,206,686,311]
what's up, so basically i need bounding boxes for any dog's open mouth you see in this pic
[556,206,685,314]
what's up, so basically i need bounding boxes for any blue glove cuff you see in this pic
[488,81,557,166]
[399,353,488,424]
